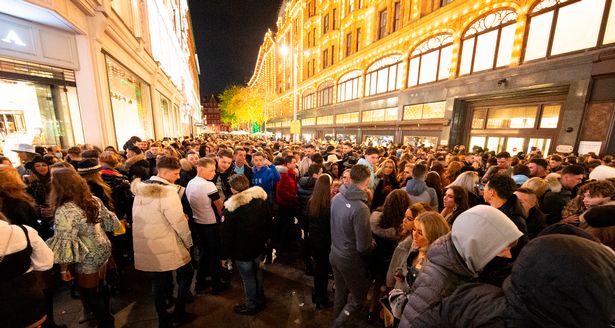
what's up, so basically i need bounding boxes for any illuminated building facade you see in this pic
[0,0,200,153]
[201,95,230,133]
[249,0,615,155]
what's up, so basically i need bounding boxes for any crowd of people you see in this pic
[1,134,614,328]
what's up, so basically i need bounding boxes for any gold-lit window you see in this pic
[365,55,403,96]
[302,118,316,126]
[337,70,362,102]
[302,92,315,110]
[317,115,334,125]
[336,112,360,123]
[459,9,518,75]
[402,101,446,120]
[409,34,453,86]
[362,108,397,122]
[486,106,536,129]
[524,0,610,61]
[539,105,561,128]
[317,81,334,107]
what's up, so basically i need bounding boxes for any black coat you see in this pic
[414,235,615,328]
[541,188,574,225]
[1,198,48,240]
[497,195,529,257]
[525,207,546,239]
[297,176,316,222]
[307,206,330,251]
[221,187,272,261]
[128,159,150,181]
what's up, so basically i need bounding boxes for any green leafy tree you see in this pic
[219,85,267,130]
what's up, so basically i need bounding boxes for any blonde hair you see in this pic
[416,212,450,244]
[447,171,479,194]
[521,177,550,199]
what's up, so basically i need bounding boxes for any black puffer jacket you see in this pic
[296,176,316,222]
[504,235,615,327]
[497,194,529,257]
[413,235,615,327]
[221,187,272,261]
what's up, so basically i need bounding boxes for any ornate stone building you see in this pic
[249,0,615,155]
[0,0,201,152]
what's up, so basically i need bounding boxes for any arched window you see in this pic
[302,90,315,111]
[365,54,403,96]
[337,70,362,102]
[524,0,612,62]
[317,81,334,107]
[408,34,454,86]
[459,9,518,75]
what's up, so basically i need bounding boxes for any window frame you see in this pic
[378,9,388,40]
[323,13,330,34]
[346,33,353,56]
[521,0,613,62]
[408,33,454,87]
[365,59,403,97]
[393,2,402,32]
[337,71,362,102]
[317,83,334,107]
[458,9,518,76]
[302,91,316,111]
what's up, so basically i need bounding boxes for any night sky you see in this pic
[188,0,282,99]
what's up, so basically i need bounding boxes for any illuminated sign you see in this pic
[1,30,26,46]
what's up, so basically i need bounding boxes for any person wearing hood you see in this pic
[405,163,439,210]
[412,234,615,327]
[484,174,529,256]
[356,146,379,190]
[131,156,195,327]
[330,165,373,327]
[275,155,298,247]
[399,205,523,326]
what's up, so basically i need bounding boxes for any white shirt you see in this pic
[0,220,54,272]
[186,176,219,225]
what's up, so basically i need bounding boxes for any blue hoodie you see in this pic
[252,164,280,202]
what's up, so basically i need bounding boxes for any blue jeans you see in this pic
[150,263,194,316]
[235,257,265,310]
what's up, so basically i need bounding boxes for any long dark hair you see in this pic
[50,168,100,224]
[446,185,469,225]
[308,175,332,219]
[379,189,411,230]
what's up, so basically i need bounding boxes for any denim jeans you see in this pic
[235,257,265,310]
[150,263,194,316]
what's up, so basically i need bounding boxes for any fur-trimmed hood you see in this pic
[131,177,179,200]
[224,186,267,212]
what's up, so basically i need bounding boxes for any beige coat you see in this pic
[131,177,192,272]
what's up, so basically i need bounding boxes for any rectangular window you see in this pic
[356,28,361,52]
[317,115,334,125]
[362,108,398,122]
[331,45,335,65]
[338,76,361,102]
[302,93,315,110]
[540,105,561,128]
[393,2,401,32]
[332,8,337,29]
[323,14,329,34]
[302,118,316,126]
[365,62,402,96]
[486,107,537,129]
[551,0,604,56]
[318,86,334,107]
[379,10,388,39]
[308,0,315,17]
[312,28,316,47]
[346,33,353,56]
[336,112,360,123]
[348,0,354,13]
[471,108,487,129]
[402,101,446,120]
[524,11,553,61]
[323,49,329,68]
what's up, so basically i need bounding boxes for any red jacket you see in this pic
[276,166,297,208]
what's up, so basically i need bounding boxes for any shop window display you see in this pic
[105,55,154,146]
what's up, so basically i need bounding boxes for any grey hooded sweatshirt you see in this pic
[405,178,439,210]
[400,205,522,327]
[330,183,372,259]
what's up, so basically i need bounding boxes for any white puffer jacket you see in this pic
[131,176,192,272]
